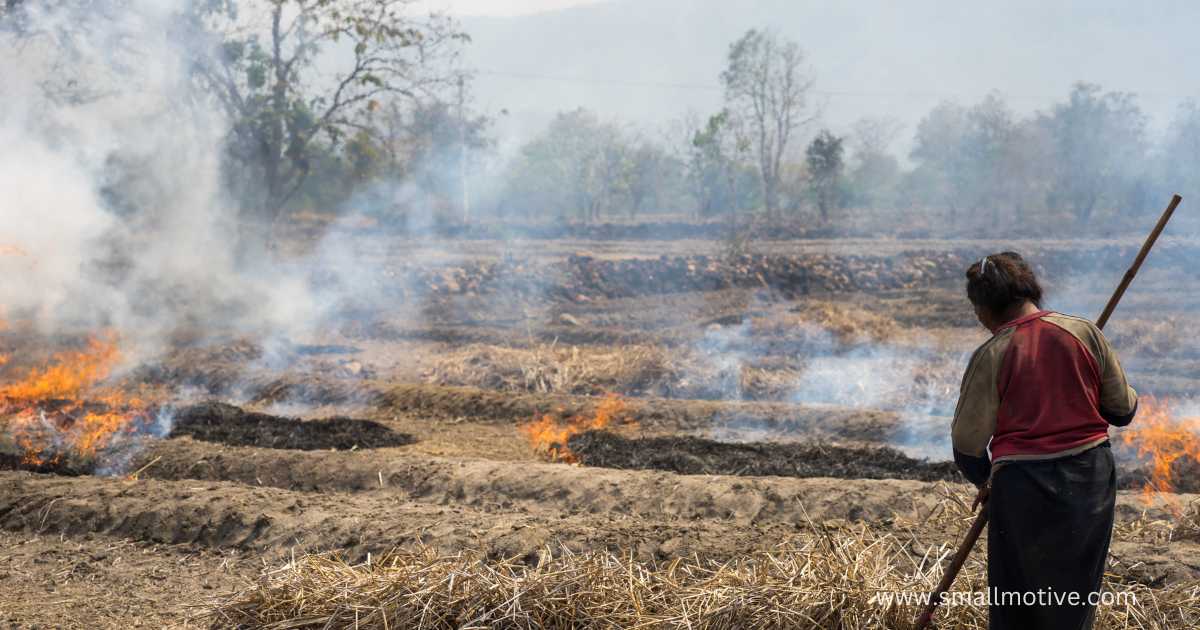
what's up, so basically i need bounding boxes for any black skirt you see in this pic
[988,443,1116,630]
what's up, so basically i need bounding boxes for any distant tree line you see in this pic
[5,3,1197,238]
[493,30,1194,236]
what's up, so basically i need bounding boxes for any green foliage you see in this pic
[805,129,845,220]
[627,142,687,217]
[848,153,900,210]
[504,109,677,222]
[685,111,759,217]
[1040,82,1148,223]
[192,0,467,223]
[905,84,1153,232]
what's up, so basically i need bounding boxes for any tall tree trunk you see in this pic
[263,3,287,225]
[763,172,779,220]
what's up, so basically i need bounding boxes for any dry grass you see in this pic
[421,343,802,400]
[1114,497,1200,544]
[211,489,1200,629]
[209,534,1197,630]
[1107,315,1200,359]
[419,301,915,402]
[750,301,901,345]
[422,343,681,396]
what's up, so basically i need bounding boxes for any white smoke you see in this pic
[691,311,967,460]
[0,1,320,360]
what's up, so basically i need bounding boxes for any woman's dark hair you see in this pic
[965,251,1043,314]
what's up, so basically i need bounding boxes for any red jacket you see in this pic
[952,311,1137,471]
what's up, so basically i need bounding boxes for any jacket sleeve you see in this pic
[954,449,991,487]
[951,338,1006,485]
[1093,326,1138,426]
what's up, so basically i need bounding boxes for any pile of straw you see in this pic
[210,519,1200,629]
[422,343,680,396]
[421,342,804,401]
[749,301,901,345]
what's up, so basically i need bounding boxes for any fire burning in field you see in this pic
[1119,396,1200,502]
[519,394,634,463]
[0,333,155,469]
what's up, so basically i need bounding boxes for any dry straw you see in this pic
[211,500,1200,630]
[423,343,679,396]
[421,342,809,401]
[748,301,901,345]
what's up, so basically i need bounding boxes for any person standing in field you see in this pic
[952,251,1138,630]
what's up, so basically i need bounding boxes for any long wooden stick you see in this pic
[1096,194,1184,328]
[915,193,1183,629]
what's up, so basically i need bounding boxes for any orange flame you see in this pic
[1119,396,1200,503]
[0,336,118,401]
[0,334,149,467]
[519,394,633,463]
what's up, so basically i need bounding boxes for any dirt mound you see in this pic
[169,402,413,450]
[354,251,966,306]
[569,430,961,482]
[0,472,828,563]
[378,384,917,440]
[0,453,90,476]
[317,241,1200,305]
[556,252,965,300]
[136,439,946,525]
[3,470,1197,591]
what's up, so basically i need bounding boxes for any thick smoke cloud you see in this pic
[0,1,320,359]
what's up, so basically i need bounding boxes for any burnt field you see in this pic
[3,237,1200,628]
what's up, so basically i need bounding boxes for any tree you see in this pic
[626,140,685,217]
[961,92,1023,226]
[1039,82,1148,223]
[910,101,970,221]
[683,110,758,218]
[846,117,902,209]
[504,109,637,223]
[805,129,844,221]
[908,93,1058,231]
[720,28,816,218]
[191,0,467,225]
[1158,100,1200,211]
[382,98,490,210]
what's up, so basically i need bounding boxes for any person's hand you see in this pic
[971,483,991,512]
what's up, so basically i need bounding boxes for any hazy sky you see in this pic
[457,0,1200,155]
[426,0,603,17]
